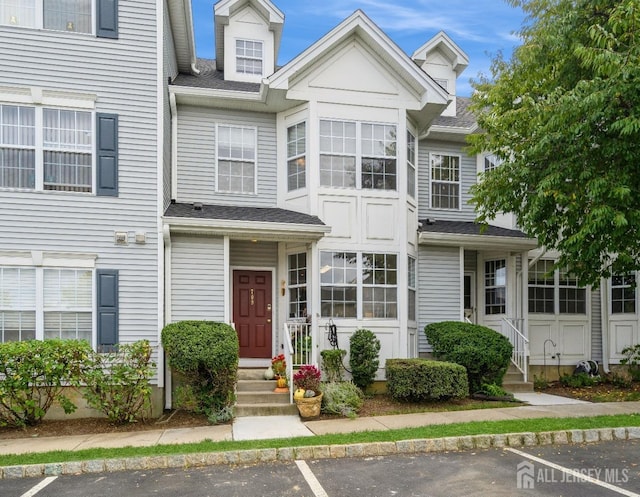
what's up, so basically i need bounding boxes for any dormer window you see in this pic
[236,39,263,75]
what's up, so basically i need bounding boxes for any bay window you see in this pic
[528,260,586,314]
[319,120,397,190]
[320,251,397,319]
[287,122,306,191]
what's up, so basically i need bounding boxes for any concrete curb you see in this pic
[2,426,639,479]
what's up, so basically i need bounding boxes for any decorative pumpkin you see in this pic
[304,389,316,398]
[276,376,287,388]
[294,388,306,400]
[264,365,275,380]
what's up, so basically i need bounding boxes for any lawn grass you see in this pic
[1,413,639,468]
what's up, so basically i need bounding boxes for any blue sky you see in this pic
[191,0,526,96]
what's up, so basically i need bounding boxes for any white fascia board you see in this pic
[267,11,449,105]
[418,232,538,250]
[169,83,268,103]
[421,124,478,139]
[164,217,331,239]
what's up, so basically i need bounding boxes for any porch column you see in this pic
[310,240,319,366]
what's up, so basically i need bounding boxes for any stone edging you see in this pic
[2,427,639,479]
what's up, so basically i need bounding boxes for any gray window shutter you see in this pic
[97,269,119,351]
[97,0,118,39]
[96,113,118,196]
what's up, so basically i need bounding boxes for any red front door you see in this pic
[233,270,272,358]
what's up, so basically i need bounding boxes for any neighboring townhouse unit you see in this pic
[0,0,167,410]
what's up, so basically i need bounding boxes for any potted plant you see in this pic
[292,365,323,419]
[271,354,288,391]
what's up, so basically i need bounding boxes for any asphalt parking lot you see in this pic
[3,439,639,497]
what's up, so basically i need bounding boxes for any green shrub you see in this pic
[349,329,380,391]
[533,374,550,391]
[0,339,91,427]
[560,372,598,388]
[424,321,512,392]
[320,349,346,382]
[161,321,239,419]
[320,381,364,418]
[386,359,469,401]
[81,340,155,424]
[621,344,640,381]
[477,383,513,398]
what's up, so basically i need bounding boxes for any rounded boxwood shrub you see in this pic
[162,321,239,419]
[349,329,380,391]
[424,321,512,393]
[386,358,469,401]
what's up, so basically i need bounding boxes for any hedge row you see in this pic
[386,358,469,401]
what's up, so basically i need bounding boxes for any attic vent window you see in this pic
[236,39,263,75]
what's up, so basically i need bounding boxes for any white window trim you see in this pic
[235,38,264,76]
[215,123,258,195]
[0,101,98,196]
[286,121,306,193]
[0,0,96,36]
[320,251,399,320]
[407,129,416,199]
[528,260,588,315]
[429,152,462,210]
[319,119,398,191]
[610,272,637,315]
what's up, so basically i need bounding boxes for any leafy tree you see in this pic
[468,0,640,286]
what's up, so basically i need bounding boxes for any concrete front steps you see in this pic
[235,368,297,417]
[503,364,534,393]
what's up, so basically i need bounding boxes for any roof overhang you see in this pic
[422,124,478,142]
[166,0,199,74]
[164,216,331,241]
[412,31,470,77]
[419,231,538,251]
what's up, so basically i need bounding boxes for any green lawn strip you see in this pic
[1,413,638,468]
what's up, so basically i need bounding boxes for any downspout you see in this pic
[169,92,178,201]
[600,278,610,373]
[182,0,200,75]
[163,224,173,409]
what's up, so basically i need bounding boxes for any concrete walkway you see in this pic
[0,397,638,457]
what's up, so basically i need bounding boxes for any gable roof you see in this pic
[412,31,469,76]
[267,10,449,110]
[214,0,284,71]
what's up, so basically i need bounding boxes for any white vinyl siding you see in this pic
[171,236,225,322]
[176,106,277,206]
[0,0,159,366]
[417,246,460,353]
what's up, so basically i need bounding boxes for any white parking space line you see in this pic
[295,460,329,497]
[19,476,57,497]
[506,448,640,497]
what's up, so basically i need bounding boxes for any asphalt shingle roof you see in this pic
[419,219,529,238]
[165,202,326,226]
[431,96,477,129]
[171,59,262,92]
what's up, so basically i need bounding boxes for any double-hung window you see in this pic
[407,131,416,198]
[288,253,307,318]
[485,259,506,315]
[319,120,397,190]
[0,103,109,194]
[611,274,635,314]
[408,256,416,321]
[1,0,117,37]
[320,251,398,319]
[0,267,36,342]
[430,153,460,209]
[528,260,586,314]
[236,39,263,75]
[217,124,256,194]
[287,122,306,192]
